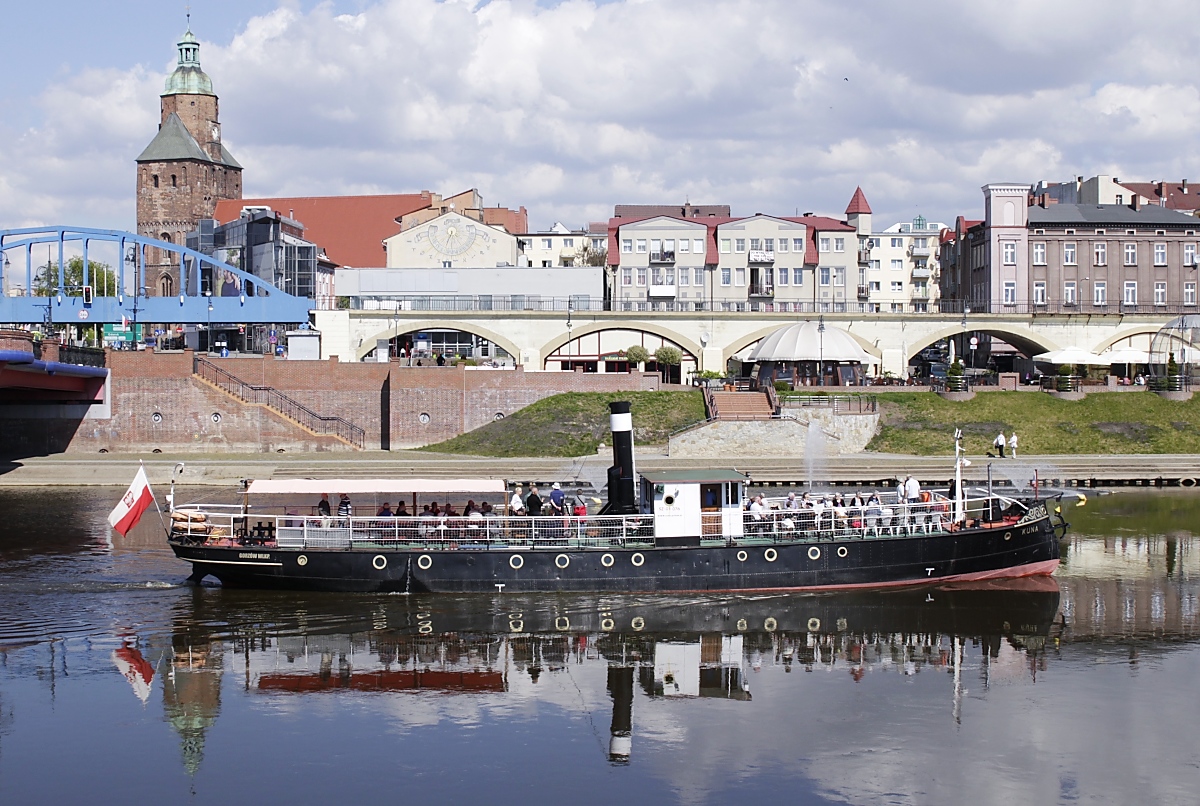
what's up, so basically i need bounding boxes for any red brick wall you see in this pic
[27,350,661,453]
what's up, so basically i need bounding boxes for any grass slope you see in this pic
[868,391,1200,455]
[421,391,706,457]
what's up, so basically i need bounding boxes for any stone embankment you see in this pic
[3,451,1198,492]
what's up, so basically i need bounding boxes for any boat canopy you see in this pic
[246,479,508,495]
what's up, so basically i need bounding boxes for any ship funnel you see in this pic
[600,401,638,515]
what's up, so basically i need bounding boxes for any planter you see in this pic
[944,375,969,393]
[936,390,976,402]
[1155,390,1193,401]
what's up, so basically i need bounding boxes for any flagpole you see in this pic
[144,460,169,539]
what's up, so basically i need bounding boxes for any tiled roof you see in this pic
[1117,181,1200,212]
[213,193,435,267]
[844,186,872,215]
[136,113,211,163]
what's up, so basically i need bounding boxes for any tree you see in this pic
[625,345,650,368]
[578,242,608,267]
[33,256,118,297]
[654,346,683,367]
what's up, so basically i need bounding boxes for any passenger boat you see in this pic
[167,401,1067,593]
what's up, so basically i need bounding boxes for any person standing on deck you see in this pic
[526,485,544,517]
[904,475,921,504]
[509,488,526,516]
[994,431,1007,458]
[549,482,566,516]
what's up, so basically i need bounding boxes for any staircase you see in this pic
[192,356,366,449]
[707,390,775,420]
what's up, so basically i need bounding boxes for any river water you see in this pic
[0,488,1197,805]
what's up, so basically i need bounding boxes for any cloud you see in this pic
[3,0,1200,234]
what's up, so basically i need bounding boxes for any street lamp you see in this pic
[205,291,213,354]
[818,314,826,386]
[960,305,970,367]
[566,300,574,366]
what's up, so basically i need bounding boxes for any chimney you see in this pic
[1131,195,1142,211]
[1184,179,1189,194]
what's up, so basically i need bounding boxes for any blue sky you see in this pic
[2,0,1199,234]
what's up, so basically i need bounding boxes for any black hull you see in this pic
[170,513,1061,594]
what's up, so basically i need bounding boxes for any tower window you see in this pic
[153,175,159,188]
[171,175,177,187]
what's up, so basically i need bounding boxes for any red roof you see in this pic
[844,187,872,215]
[1117,181,1200,212]
[213,193,436,267]
[607,214,855,267]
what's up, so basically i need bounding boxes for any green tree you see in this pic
[33,256,118,297]
[654,346,683,366]
[625,345,650,367]
[578,243,608,267]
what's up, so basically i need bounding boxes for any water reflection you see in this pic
[3,490,1200,804]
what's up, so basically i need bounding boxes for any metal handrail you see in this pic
[779,394,878,414]
[193,356,365,448]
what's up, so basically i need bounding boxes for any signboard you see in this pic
[103,323,135,342]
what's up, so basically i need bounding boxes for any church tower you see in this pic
[136,23,242,296]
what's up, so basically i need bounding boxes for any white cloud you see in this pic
[3,0,1200,234]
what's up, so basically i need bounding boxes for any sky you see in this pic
[2,0,1199,234]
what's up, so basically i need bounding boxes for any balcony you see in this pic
[857,285,870,300]
[748,283,774,297]
[911,288,931,300]
[858,248,872,264]
[910,246,932,258]
[648,284,676,298]
[748,250,774,263]
[649,251,675,263]
[911,266,932,279]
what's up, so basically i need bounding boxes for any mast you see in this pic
[953,428,968,524]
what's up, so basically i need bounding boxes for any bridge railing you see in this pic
[350,295,1200,316]
[193,356,365,448]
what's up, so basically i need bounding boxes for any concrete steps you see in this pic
[710,391,773,420]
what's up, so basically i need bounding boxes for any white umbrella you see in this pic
[1101,348,1150,364]
[1031,346,1110,365]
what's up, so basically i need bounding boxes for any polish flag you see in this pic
[108,466,155,536]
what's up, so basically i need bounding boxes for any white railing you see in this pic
[751,492,1015,540]
[171,512,658,550]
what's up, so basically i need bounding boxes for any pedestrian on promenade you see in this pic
[994,431,1007,458]
[1008,432,1018,458]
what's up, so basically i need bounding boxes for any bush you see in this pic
[1058,364,1073,377]
[774,380,791,393]
[654,346,683,366]
[947,361,964,377]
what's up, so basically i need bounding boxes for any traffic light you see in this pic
[82,285,93,304]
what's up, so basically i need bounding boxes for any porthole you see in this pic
[555,616,570,631]
[808,617,821,633]
[494,412,505,421]
[509,554,524,569]
[510,620,524,633]
[631,616,645,631]
[555,554,570,569]
[837,546,848,558]
[151,412,163,424]
[417,554,432,570]
[601,553,615,567]
[1004,531,1012,541]
[211,412,222,424]
[631,552,645,567]
[736,550,748,562]
[296,555,308,566]
[736,619,748,631]
[372,555,387,570]
[764,617,777,632]
[808,546,821,561]
[764,548,778,562]
[601,618,615,631]
[418,412,431,424]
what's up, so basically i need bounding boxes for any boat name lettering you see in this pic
[239,552,271,560]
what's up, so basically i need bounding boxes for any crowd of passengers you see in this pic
[743,475,952,534]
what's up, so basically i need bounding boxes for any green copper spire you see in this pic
[162,22,215,97]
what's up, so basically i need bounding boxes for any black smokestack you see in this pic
[600,400,637,514]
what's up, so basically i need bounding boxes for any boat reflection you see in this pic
[161,580,1061,768]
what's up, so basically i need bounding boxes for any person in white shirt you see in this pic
[994,432,1007,458]
[904,475,921,503]
[1008,432,1018,458]
[509,489,525,515]
[749,495,769,534]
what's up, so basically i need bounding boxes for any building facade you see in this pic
[941,184,1200,313]
[136,26,242,296]
[864,216,946,313]
[518,222,589,267]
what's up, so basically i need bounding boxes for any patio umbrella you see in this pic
[1031,346,1110,366]
[1101,347,1151,380]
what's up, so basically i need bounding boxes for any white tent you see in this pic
[1031,347,1110,366]
[746,321,874,363]
[1100,347,1150,364]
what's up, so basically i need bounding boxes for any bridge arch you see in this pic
[904,324,1058,363]
[1092,324,1162,354]
[723,323,882,365]
[539,321,703,368]
[353,319,523,363]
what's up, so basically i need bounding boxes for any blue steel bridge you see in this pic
[0,226,312,326]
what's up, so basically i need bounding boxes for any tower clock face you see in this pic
[426,222,477,256]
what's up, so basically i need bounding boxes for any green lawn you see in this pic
[868,391,1200,455]
[420,391,706,457]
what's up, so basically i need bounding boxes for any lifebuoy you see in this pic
[372,555,387,570]
[417,554,432,570]
[920,491,932,503]
[555,554,570,569]
[509,554,524,569]
[764,548,778,562]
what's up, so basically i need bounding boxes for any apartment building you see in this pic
[1034,174,1200,215]
[518,222,589,267]
[941,184,1200,312]
[864,216,946,313]
[607,190,870,312]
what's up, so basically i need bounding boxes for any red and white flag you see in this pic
[108,466,155,536]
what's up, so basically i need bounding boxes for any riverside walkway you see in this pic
[2,451,1198,490]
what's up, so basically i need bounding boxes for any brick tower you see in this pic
[136,24,242,296]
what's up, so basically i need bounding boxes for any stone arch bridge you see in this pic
[314,308,1175,376]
